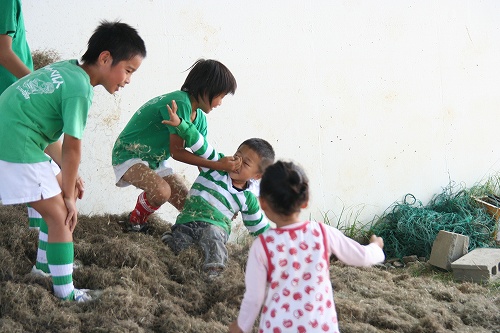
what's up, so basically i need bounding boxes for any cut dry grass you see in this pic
[0,204,499,332]
[31,49,61,70]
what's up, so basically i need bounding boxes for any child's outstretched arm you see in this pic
[240,192,269,236]
[327,226,385,266]
[162,101,241,173]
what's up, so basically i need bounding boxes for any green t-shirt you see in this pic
[112,90,208,170]
[0,0,33,94]
[0,60,93,163]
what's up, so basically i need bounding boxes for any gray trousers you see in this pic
[164,222,229,271]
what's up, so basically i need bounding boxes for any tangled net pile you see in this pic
[370,183,500,259]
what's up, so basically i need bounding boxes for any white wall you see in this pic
[23,0,500,228]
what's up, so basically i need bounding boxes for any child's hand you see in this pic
[161,100,180,127]
[370,234,384,249]
[228,320,244,333]
[219,155,242,172]
[63,197,79,232]
[75,175,85,200]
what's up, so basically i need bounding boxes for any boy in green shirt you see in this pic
[112,59,240,232]
[0,21,146,302]
[0,0,66,274]
[160,101,275,277]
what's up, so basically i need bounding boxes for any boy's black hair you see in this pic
[260,161,309,216]
[81,20,146,65]
[181,59,237,104]
[239,138,275,172]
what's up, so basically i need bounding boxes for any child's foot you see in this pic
[205,268,223,280]
[124,221,149,233]
[119,214,149,233]
[160,232,173,245]
[73,288,102,303]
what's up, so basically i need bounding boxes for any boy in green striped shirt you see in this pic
[161,101,275,277]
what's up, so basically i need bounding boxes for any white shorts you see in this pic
[0,160,61,205]
[50,159,61,175]
[113,158,174,187]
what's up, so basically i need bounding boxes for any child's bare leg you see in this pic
[32,167,63,274]
[30,195,72,242]
[121,163,171,206]
[163,174,189,211]
[121,163,171,227]
[30,194,76,300]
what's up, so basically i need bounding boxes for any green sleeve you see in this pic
[174,119,223,163]
[241,192,270,236]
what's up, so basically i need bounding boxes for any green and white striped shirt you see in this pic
[174,119,269,236]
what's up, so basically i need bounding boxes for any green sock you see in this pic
[46,242,75,300]
[27,204,42,230]
[35,219,50,273]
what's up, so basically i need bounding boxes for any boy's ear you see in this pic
[253,172,263,180]
[98,51,112,65]
[301,200,309,209]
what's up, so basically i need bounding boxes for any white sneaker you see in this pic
[73,288,102,302]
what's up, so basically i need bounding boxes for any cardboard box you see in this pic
[474,196,500,242]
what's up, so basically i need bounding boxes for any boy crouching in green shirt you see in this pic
[161,101,275,278]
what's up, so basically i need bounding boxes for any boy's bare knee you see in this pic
[163,175,188,210]
[168,190,187,211]
[148,184,171,207]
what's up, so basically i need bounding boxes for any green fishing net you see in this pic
[370,184,500,259]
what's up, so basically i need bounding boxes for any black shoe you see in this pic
[161,232,173,245]
[118,213,149,233]
[205,268,223,280]
[125,222,149,233]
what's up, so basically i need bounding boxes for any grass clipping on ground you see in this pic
[0,204,499,333]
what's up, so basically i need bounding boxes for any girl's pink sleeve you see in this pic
[325,225,385,266]
[236,238,268,333]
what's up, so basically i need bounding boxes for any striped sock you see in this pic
[35,219,50,274]
[129,192,159,224]
[47,242,75,300]
[27,204,43,230]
